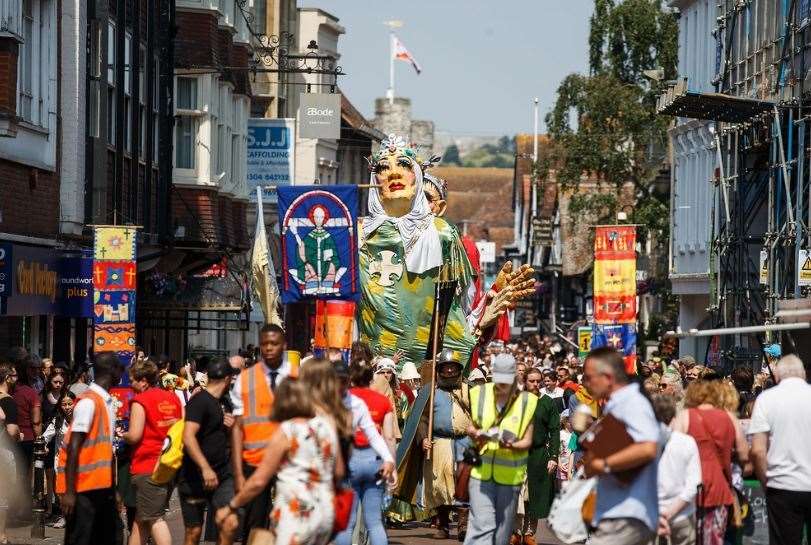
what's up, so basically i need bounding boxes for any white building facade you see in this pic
[668,0,717,357]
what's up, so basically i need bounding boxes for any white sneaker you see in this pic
[52,517,66,529]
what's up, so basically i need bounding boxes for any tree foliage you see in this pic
[544,0,677,238]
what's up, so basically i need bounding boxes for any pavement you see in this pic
[7,503,566,544]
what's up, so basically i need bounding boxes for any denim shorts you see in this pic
[179,475,235,528]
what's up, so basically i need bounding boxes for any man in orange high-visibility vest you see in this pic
[229,324,298,539]
[57,352,124,545]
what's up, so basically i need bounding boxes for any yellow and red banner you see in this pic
[593,226,637,324]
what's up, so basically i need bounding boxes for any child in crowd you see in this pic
[557,415,573,487]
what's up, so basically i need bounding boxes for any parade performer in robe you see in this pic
[400,349,473,540]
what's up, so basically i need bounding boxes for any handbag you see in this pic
[333,485,355,534]
[548,469,596,544]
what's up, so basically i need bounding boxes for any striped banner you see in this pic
[93,226,138,382]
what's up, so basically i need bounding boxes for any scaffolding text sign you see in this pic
[248,118,296,202]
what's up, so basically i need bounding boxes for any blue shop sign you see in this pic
[0,243,94,318]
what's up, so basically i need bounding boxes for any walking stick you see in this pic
[425,287,442,461]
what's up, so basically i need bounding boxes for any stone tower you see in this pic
[373,97,434,152]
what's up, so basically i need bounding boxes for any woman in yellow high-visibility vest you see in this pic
[464,353,538,545]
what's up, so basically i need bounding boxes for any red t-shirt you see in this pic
[349,387,392,448]
[130,387,183,475]
[13,385,41,441]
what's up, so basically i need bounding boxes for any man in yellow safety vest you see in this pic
[464,353,538,545]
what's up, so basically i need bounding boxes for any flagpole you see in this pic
[388,31,395,104]
[384,20,402,105]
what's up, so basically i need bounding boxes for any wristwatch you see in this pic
[602,459,611,474]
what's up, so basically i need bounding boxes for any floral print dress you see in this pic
[270,416,338,545]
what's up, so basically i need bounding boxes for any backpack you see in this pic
[151,420,184,484]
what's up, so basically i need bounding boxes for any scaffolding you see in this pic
[659,0,811,368]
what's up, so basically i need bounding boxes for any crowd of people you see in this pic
[0,328,808,545]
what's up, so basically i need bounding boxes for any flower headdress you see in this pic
[368,134,442,171]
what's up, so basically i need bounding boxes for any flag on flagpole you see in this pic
[392,34,422,74]
[252,187,282,326]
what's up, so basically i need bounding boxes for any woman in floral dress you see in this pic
[215,378,343,545]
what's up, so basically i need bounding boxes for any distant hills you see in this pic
[434,134,516,169]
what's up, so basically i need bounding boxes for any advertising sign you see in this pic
[0,244,93,317]
[577,326,592,359]
[247,118,296,202]
[0,242,11,297]
[298,93,341,140]
[759,249,768,285]
[59,255,93,318]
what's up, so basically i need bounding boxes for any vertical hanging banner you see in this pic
[759,249,769,285]
[93,226,138,382]
[277,185,359,303]
[593,226,637,324]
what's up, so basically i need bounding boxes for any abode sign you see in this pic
[298,93,341,140]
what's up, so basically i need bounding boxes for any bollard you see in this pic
[30,435,47,539]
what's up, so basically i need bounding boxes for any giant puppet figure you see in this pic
[359,134,477,364]
[359,134,534,365]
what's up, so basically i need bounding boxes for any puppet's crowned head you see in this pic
[368,134,441,218]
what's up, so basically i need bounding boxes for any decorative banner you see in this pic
[94,227,136,260]
[593,226,637,324]
[94,324,136,352]
[278,185,359,303]
[92,260,137,290]
[577,326,592,359]
[93,226,138,385]
[94,291,135,323]
[591,323,637,374]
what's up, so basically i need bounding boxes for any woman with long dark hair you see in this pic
[41,390,76,528]
[40,369,66,524]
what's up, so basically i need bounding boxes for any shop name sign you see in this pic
[16,260,59,302]
[0,242,93,318]
[298,93,341,140]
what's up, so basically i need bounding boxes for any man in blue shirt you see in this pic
[582,347,660,544]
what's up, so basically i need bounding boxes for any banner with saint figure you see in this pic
[278,185,359,303]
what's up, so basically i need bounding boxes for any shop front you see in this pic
[0,241,93,364]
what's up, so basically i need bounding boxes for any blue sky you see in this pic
[302,1,594,136]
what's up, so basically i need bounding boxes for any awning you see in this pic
[657,78,774,123]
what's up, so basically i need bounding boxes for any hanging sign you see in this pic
[759,249,768,285]
[798,249,811,287]
[593,226,637,324]
[247,118,296,202]
[298,93,341,140]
